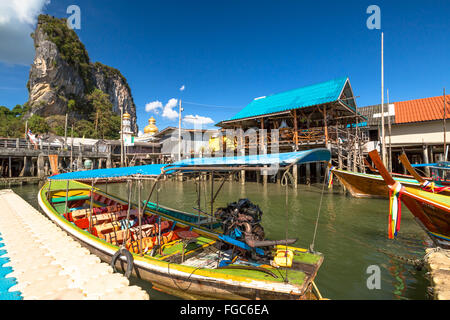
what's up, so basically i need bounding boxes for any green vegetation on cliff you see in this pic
[0,91,120,139]
[37,14,94,92]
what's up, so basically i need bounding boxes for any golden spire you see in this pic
[144,116,158,135]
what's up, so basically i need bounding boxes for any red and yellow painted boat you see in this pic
[368,150,450,248]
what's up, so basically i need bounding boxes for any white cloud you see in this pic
[145,98,179,120]
[162,98,179,120]
[145,100,163,113]
[179,85,185,91]
[183,114,214,126]
[0,0,50,65]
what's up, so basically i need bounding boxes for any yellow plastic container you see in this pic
[274,249,294,267]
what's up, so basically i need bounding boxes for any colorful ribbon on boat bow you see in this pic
[327,166,335,189]
[388,182,402,239]
[421,180,435,193]
[421,180,450,194]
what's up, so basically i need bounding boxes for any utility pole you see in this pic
[444,88,447,161]
[178,99,183,161]
[120,106,124,167]
[387,89,392,172]
[70,124,73,172]
[64,113,68,149]
[381,32,387,167]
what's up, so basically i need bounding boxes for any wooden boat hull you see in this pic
[332,169,422,199]
[398,187,450,249]
[38,181,322,300]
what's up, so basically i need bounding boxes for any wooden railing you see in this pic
[238,126,367,150]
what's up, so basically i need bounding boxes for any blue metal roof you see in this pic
[227,77,349,121]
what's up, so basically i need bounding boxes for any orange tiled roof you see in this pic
[395,95,450,124]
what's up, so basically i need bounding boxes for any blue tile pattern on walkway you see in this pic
[0,234,22,300]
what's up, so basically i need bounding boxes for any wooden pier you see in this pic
[424,248,450,300]
[0,189,149,300]
[0,137,163,179]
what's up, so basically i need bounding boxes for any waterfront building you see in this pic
[358,94,450,173]
[153,127,220,162]
[216,77,367,178]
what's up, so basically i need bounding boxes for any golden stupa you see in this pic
[144,116,158,135]
[123,112,131,119]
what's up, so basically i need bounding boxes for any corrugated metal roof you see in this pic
[395,95,450,124]
[227,77,349,121]
[358,104,395,126]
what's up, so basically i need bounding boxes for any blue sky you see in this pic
[0,0,449,133]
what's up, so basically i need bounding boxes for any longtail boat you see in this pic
[368,150,450,249]
[38,149,330,300]
[398,153,450,195]
[330,167,424,199]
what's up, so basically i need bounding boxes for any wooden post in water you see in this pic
[323,105,328,146]
[293,109,299,150]
[423,144,430,177]
[239,125,245,185]
[305,163,311,185]
[315,162,321,183]
[292,164,298,189]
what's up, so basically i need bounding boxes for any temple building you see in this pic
[135,116,160,143]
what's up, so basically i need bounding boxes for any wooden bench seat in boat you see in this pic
[95,220,171,245]
[74,209,137,229]
[126,230,177,254]
[67,204,129,222]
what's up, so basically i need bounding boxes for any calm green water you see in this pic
[11,180,430,300]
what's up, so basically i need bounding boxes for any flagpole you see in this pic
[381,32,387,167]
[178,99,182,161]
[444,88,447,161]
[120,107,124,167]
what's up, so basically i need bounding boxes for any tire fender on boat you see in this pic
[110,247,134,278]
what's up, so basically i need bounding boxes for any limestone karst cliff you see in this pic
[26,15,137,133]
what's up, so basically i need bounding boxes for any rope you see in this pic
[280,170,295,187]
[310,167,328,253]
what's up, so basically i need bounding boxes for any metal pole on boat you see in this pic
[124,179,133,245]
[138,179,143,256]
[284,167,289,283]
[47,179,52,200]
[210,170,214,217]
[89,179,95,234]
[64,179,69,216]
[158,216,162,255]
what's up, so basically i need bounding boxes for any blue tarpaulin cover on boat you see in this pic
[49,164,168,180]
[172,148,331,167]
[49,149,330,180]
